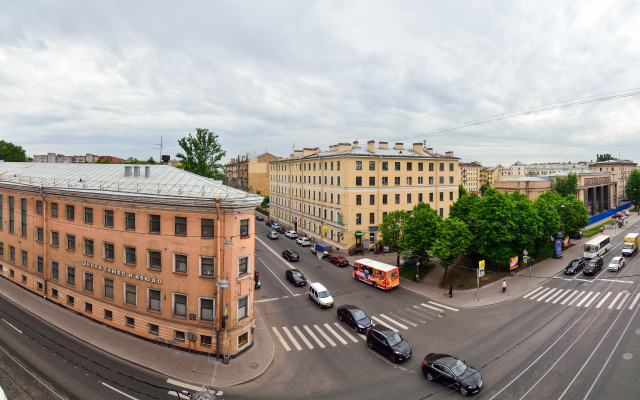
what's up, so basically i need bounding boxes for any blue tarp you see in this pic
[314,243,332,253]
[586,202,632,225]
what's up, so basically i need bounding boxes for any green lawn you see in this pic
[399,262,435,281]
[583,220,615,237]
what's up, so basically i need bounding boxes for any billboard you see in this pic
[510,255,519,270]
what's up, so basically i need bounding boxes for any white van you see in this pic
[308,283,334,308]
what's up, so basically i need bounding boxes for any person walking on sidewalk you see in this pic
[502,280,507,293]
[449,284,453,298]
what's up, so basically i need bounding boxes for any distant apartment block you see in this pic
[226,152,279,196]
[459,161,483,192]
[32,153,125,164]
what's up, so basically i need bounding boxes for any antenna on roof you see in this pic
[153,136,163,162]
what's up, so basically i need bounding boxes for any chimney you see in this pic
[133,166,141,177]
[353,140,359,149]
[145,166,151,178]
[426,147,433,154]
[413,143,423,154]
[162,155,170,165]
[445,151,454,157]
[338,143,351,153]
[124,166,132,176]
[394,143,404,150]
[367,140,375,153]
[303,147,320,157]
[378,142,388,149]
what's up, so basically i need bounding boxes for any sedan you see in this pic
[608,256,625,272]
[255,214,264,221]
[266,221,273,228]
[564,259,585,275]
[286,269,307,286]
[285,230,298,239]
[296,237,311,247]
[337,305,372,333]
[421,353,483,396]
[328,255,349,267]
[267,231,278,239]
[621,210,630,216]
[282,249,300,261]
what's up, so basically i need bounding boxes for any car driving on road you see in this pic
[421,353,483,396]
[328,255,349,267]
[564,259,586,275]
[282,249,300,261]
[296,237,311,247]
[286,269,307,286]
[267,231,278,239]
[337,305,372,333]
[366,325,411,363]
[583,257,603,275]
[608,256,625,272]
[309,282,333,308]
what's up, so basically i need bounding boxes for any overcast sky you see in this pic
[1,0,639,166]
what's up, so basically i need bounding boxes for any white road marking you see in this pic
[2,319,23,333]
[333,322,359,343]
[420,303,443,312]
[545,289,564,303]
[523,287,544,298]
[537,288,557,302]
[584,292,601,308]
[256,254,294,296]
[428,301,459,311]
[357,333,367,341]
[629,293,640,310]
[293,326,314,349]
[608,293,623,309]
[370,316,399,332]
[282,327,303,351]
[255,298,280,303]
[0,346,65,400]
[379,314,409,330]
[407,307,434,321]
[599,279,634,283]
[560,291,578,305]
[575,292,593,307]
[271,327,291,351]
[303,325,325,348]
[166,379,209,393]
[324,323,348,345]
[529,288,550,300]
[401,308,429,322]
[389,313,418,327]
[568,291,586,305]
[314,324,337,347]
[552,290,571,304]
[167,392,190,399]
[596,292,612,309]
[617,293,631,310]
[102,383,139,400]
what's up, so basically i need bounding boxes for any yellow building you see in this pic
[481,165,502,187]
[459,162,483,192]
[226,152,279,196]
[269,141,460,254]
[589,159,638,200]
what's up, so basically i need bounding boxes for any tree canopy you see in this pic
[625,169,640,210]
[459,184,467,198]
[0,140,30,162]
[597,154,613,162]
[176,128,227,180]
[399,203,442,263]
[554,172,579,197]
[431,217,472,282]
[557,194,589,238]
[479,182,491,195]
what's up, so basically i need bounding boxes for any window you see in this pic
[383,194,388,204]
[52,288,58,298]
[382,162,389,171]
[104,310,113,320]
[35,255,43,273]
[66,234,75,251]
[174,294,187,317]
[449,176,454,184]
[51,202,58,218]
[450,192,454,200]
[439,177,444,184]
[125,317,135,327]
[84,207,93,224]
[407,162,413,171]
[10,246,15,262]
[36,227,44,242]
[22,275,27,284]
[175,331,186,341]
[337,194,341,204]
[429,193,434,202]
[66,205,74,221]
[104,243,115,260]
[67,295,75,306]
[67,266,75,286]
[429,163,434,172]
[0,242,3,257]
[324,176,327,185]
[419,193,423,202]
[429,177,434,185]
[449,163,454,171]
[21,198,27,237]
[370,213,375,224]
[84,272,94,293]
[84,239,94,256]
[392,162,400,171]
[9,269,13,277]
[440,192,444,201]
[370,195,375,205]
[330,161,334,170]
[36,200,43,215]
[337,176,341,186]
[395,194,400,204]
[149,250,162,270]
[201,335,212,347]
[125,283,137,306]
[368,176,376,186]
[369,161,376,170]
[175,217,187,235]
[439,163,444,171]
[0,196,2,229]
[200,298,214,321]
[149,215,160,233]
[104,210,114,227]
[356,213,362,224]
[8,196,14,233]
[356,195,362,205]
[125,246,136,265]
[104,278,114,299]
[418,177,423,185]
[51,261,59,280]
[238,296,249,320]
[356,161,362,170]
[407,177,412,185]
[37,282,43,291]
[175,254,188,273]
[418,163,424,171]
[238,256,249,275]
[21,250,27,266]
[356,177,362,186]
[440,208,444,217]
[238,332,249,347]
[148,324,159,335]
[240,219,249,237]
[125,212,135,230]
[337,161,340,170]
[382,177,388,185]
[149,289,161,311]
[201,257,215,276]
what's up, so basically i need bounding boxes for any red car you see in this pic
[328,255,350,267]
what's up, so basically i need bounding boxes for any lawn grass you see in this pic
[583,220,615,237]
[399,262,435,281]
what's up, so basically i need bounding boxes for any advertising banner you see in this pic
[563,236,570,247]
[510,255,519,270]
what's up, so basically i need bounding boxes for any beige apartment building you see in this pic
[226,152,278,196]
[460,162,483,192]
[481,165,502,187]
[269,141,460,254]
[589,159,637,199]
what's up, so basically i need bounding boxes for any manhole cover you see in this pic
[250,363,259,369]
[623,353,633,360]
[636,329,640,335]
[317,265,322,268]
[366,295,372,298]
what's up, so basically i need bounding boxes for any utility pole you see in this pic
[153,136,163,162]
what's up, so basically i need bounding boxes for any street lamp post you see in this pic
[215,238,233,359]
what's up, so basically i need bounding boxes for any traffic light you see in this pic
[220,315,228,330]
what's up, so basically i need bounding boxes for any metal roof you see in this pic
[0,162,261,202]
[278,147,458,161]
[500,177,548,182]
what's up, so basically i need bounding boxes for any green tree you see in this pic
[459,184,467,198]
[399,203,442,264]
[554,172,579,197]
[0,140,29,162]
[479,182,491,195]
[533,192,562,257]
[597,154,613,162]
[471,189,515,266]
[432,217,473,283]
[261,195,270,208]
[625,169,640,211]
[379,211,408,267]
[557,195,589,239]
[176,128,227,180]
[508,191,541,257]
[449,192,480,224]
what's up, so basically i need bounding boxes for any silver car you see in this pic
[296,237,311,246]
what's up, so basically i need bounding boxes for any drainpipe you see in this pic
[39,187,47,299]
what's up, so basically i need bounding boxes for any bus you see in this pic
[583,235,611,259]
[353,259,400,290]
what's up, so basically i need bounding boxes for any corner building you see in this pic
[269,141,460,253]
[0,163,261,356]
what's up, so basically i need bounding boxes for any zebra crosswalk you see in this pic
[270,301,458,352]
[523,286,640,311]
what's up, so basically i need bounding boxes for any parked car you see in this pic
[311,243,333,258]
[276,226,286,234]
[366,324,411,363]
[612,212,625,219]
[583,257,603,275]
[282,249,300,261]
[399,255,418,267]
[286,269,307,286]
[272,222,281,230]
[267,231,278,239]
[266,221,273,228]
[285,230,298,239]
[328,255,349,267]
[296,237,311,247]
[308,282,334,308]
[255,214,264,221]
[564,259,586,275]
[608,256,625,272]
[337,305,372,333]
[421,353,483,396]
[621,210,630,216]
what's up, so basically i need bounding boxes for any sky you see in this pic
[1,0,640,166]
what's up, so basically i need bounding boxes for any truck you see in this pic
[622,233,640,257]
[311,243,333,258]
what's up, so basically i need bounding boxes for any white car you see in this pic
[285,230,298,238]
[608,256,625,271]
[308,282,334,308]
[296,237,311,246]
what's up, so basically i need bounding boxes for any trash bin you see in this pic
[223,354,230,364]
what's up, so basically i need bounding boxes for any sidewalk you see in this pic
[0,277,274,389]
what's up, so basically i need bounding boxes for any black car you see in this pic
[286,269,307,286]
[282,249,299,261]
[421,353,482,396]
[256,214,264,221]
[276,226,286,234]
[266,221,273,227]
[366,324,411,363]
[584,257,603,275]
[337,305,372,333]
[564,259,586,275]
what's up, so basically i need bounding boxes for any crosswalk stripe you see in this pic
[576,292,593,307]
[560,290,578,305]
[523,287,544,299]
[272,327,291,351]
[303,325,325,348]
[314,324,337,347]
[282,327,303,351]
[357,333,367,340]
[293,326,314,349]
[595,292,611,308]
[428,301,459,311]
[389,313,418,327]
[402,308,429,322]
[568,291,585,305]
[420,303,443,312]
[529,288,550,300]
[323,323,348,345]
[545,289,564,303]
[584,292,601,308]
[370,316,399,332]
[553,290,571,304]
[617,293,631,310]
[537,288,557,302]
[629,293,640,310]
[608,293,623,309]
[379,314,409,330]
[411,306,435,320]
[333,322,359,343]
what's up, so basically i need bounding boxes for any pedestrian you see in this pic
[502,279,507,293]
[600,226,603,234]
[449,284,453,298]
